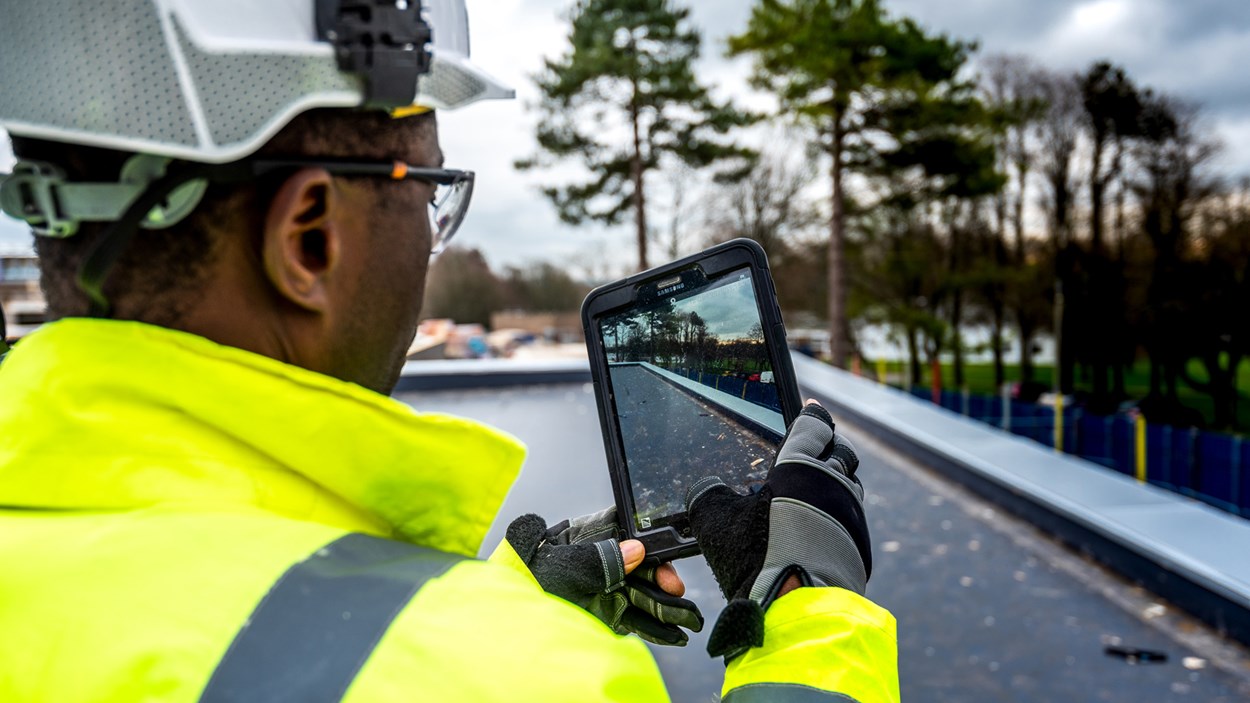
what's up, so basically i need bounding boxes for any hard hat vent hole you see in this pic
[0,0,198,148]
[172,16,357,149]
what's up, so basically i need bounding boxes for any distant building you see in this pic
[0,252,46,340]
[490,311,583,344]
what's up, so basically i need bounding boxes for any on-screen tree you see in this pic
[518,0,755,272]
[728,0,975,368]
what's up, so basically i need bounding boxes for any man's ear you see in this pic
[262,167,341,313]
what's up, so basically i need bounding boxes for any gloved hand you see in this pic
[506,507,705,646]
[684,401,870,660]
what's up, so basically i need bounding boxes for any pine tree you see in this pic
[729,0,974,367]
[517,0,754,271]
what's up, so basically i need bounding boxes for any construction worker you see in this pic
[0,1,898,701]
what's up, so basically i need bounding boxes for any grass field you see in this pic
[868,358,1250,433]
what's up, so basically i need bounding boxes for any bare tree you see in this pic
[980,53,1048,384]
[1034,69,1084,393]
[1036,70,1083,251]
[1133,97,1223,422]
[703,138,822,262]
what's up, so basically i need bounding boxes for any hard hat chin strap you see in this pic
[76,162,223,318]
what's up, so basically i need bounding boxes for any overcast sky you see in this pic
[677,274,760,339]
[5,0,1250,272]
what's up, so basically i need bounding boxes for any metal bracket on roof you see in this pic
[316,0,433,108]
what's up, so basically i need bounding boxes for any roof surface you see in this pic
[396,382,1250,702]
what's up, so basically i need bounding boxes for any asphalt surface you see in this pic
[397,382,1250,702]
[609,364,775,524]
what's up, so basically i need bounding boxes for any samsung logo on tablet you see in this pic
[657,276,684,297]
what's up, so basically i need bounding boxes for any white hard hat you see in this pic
[0,0,513,164]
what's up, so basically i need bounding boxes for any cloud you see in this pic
[678,275,761,339]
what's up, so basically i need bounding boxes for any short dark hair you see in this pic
[13,109,434,324]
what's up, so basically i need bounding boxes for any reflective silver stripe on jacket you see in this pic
[199,533,463,703]
[724,683,862,703]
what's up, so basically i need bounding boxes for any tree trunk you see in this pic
[1019,319,1035,383]
[992,300,1005,389]
[1087,133,1110,404]
[1090,134,1106,254]
[629,93,648,272]
[827,117,848,368]
[951,289,964,388]
[907,325,921,387]
[1013,160,1033,384]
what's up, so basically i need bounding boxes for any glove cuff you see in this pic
[686,475,730,509]
[749,498,868,602]
[592,538,628,592]
[706,598,765,662]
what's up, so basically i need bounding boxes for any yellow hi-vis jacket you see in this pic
[0,319,899,703]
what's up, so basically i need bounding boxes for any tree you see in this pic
[1081,62,1145,255]
[703,138,822,261]
[728,0,975,367]
[1034,68,1083,393]
[980,54,1048,384]
[518,0,754,272]
[1078,62,1146,408]
[502,263,589,312]
[1132,97,1222,425]
[421,248,504,327]
[856,207,948,385]
[872,69,1003,388]
[1192,182,1250,429]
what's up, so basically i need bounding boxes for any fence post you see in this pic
[1233,436,1242,515]
[1162,425,1173,488]
[876,358,887,386]
[1104,416,1113,468]
[962,387,970,417]
[1135,414,1147,483]
[930,358,942,405]
[1054,395,1064,453]
[1001,384,1011,432]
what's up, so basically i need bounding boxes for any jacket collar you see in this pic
[0,319,526,557]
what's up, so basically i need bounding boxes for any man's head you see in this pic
[0,0,513,394]
[14,109,441,393]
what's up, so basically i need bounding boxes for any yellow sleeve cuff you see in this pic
[724,588,900,703]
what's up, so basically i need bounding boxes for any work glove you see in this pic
[684,402,870,661]
[506,507,705,646]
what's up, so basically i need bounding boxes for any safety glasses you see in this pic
[249,159,475,254]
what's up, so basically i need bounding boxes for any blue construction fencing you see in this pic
[908,387,1249,517]
[666,367,781,412]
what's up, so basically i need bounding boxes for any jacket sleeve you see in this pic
[721,587,900,703]
[490,542,897,703]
